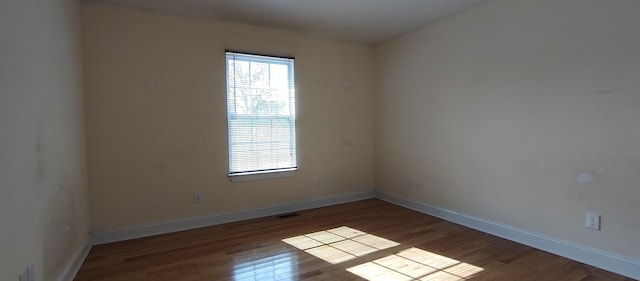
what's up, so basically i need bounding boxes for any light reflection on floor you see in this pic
[233,252,295,281]
[243,226,485,281]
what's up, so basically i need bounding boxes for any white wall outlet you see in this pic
[193,192,202,203]
[315,178,323,188]
[586,212,601,230]
[409,178,416,189]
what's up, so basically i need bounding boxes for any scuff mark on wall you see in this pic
[307,80,328,88]
[36,125,46,182]
[567,168,604,201]
[557,88,625,98]
[576,170,598,184]
[567,154,640,204]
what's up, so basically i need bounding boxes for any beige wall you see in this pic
[375,0,640,260]
[81,3,375,232]
[0,0,90,280]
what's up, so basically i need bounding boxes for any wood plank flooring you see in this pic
[73,199,634,281]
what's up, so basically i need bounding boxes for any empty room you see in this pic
[1,0,639,280]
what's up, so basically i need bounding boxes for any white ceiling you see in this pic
[85,0,486,44]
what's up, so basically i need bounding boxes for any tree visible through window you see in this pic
[226,52,296,176]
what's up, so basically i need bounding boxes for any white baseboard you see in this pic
[376,192,640,280]
[56,235,92,281]
[91,191,375,245]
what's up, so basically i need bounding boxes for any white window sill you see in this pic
[228,168,298,182]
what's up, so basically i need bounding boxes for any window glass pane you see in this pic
[226,52,296,175]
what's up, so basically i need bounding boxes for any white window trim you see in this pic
[225,51,297,179]
[228,168,298,182]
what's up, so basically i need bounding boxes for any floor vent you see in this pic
[278,213,300,219]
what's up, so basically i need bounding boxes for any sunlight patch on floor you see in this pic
[282,226,399,264]
[282,226,483,280]
[347,248,483,281]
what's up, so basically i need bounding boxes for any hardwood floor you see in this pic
[73,199,634,281]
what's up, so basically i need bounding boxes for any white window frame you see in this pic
[225,51,297,182]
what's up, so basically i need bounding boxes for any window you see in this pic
[226,51,297,180]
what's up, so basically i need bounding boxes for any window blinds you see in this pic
[226,52,297,175]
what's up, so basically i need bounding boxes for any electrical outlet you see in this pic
[586,212,601,230]
[193,192,202,203]
[315,179,323,188]
[409,178,416,189]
